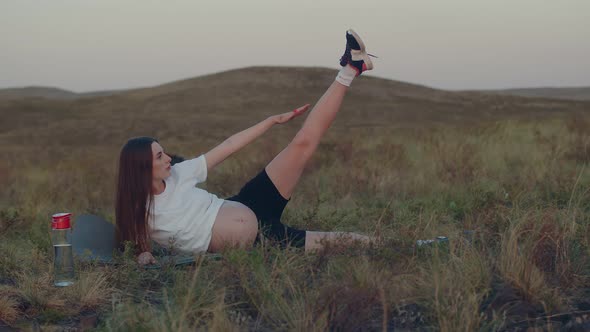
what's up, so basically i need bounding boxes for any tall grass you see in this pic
[1,116,590,330]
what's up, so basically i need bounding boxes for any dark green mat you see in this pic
[72,214,219,269]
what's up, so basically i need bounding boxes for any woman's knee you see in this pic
[292,130,319,153]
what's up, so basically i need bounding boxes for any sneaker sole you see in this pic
[347,29,373,71]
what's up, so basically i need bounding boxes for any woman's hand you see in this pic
[137,251,157,266]
[270,104,310,125]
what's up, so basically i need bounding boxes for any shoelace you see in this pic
[341,47,378,63]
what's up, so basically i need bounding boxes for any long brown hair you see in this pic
[115,136,158,253]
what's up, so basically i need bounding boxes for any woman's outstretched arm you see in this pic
[204,104,309,171]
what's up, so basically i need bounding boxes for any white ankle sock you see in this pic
[335,65,357,87]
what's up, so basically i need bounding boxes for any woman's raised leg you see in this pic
[264,29,375,250]
[265,80,348,199]
[265,29,374,200]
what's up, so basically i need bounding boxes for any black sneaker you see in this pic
[339,29,375,76]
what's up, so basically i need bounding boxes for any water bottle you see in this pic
[51,213,75,286]
[415,236,450,257]
[416,236,449,248]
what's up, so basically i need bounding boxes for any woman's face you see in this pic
[151,142,172,180]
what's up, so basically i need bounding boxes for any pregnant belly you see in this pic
[208,200,259,252]
[216,200,257,222]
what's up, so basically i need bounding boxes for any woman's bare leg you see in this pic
[265,80,348,199]
[264,30,374,249]
[304,231,374,252]
[265,29,373,200]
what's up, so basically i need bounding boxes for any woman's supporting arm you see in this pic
[204,104,309,172]
[137,251,156,266]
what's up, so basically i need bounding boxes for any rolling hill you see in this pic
[476,87,590,101]
[1,67,588,151]
[0,86,122,100]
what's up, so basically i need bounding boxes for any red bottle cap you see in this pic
[52,213,72,229]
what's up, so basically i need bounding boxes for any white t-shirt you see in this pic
[149,155,225,254]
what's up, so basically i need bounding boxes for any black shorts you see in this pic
[225,168,306,248]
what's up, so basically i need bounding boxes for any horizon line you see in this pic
[1,65,589,94]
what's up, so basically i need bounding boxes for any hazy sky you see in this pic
[1,0,589,92]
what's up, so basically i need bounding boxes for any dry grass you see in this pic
[65,270,111,310]
[497,219,556,306]
[0,293,19,324]
[1,67,589,330]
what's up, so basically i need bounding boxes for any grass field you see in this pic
[1,67,589,330]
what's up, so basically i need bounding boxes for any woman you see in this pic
[116,30,375,265]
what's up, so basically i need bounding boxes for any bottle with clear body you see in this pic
[52,213,75,286]
[415,236,450,257]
